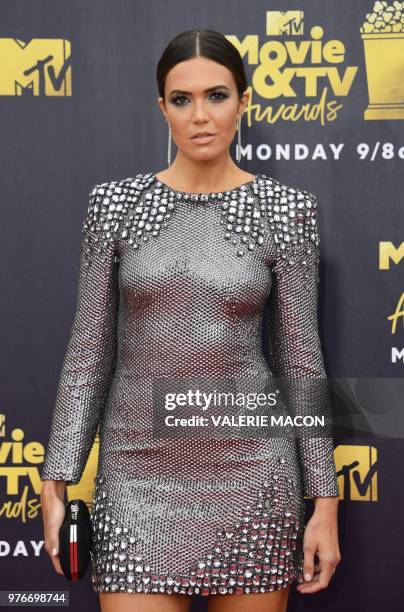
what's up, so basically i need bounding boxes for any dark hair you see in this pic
[156,29,248,102]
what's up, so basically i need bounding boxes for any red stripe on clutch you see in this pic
[69,524,78,580]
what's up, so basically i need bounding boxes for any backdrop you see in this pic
[1,1,403,610]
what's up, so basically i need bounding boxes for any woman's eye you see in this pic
[172,95,188,105]
[210,92,227,101]
[171,92,228,106]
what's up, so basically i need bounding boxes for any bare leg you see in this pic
[99,592,193,612]
[208,585,291,612]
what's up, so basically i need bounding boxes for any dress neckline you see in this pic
[151,172,261,198]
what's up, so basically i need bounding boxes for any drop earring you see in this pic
[167,122,172,167]
[236,116,242,163]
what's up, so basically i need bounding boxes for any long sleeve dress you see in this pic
[40,171,339,596]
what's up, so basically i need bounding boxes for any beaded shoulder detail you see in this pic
[82,173,320,267]
[261,177,320,288]
[260,175,320,270]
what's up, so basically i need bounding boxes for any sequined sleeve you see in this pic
[266,192,339,499]
[40,183,119,486]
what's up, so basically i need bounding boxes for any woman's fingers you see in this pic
[297,558,339,593]
[41,491,66,576]
[45,525,64,576]
[302,542,315,582]
[297,505,341,594]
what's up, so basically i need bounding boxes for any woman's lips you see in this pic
[191,134,216,144]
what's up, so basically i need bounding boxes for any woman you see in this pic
[41,29,341,612]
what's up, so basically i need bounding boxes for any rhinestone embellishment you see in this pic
[81,174,154,273]
[150,175,267,258]
[260,179,321,289]
[82,172,321,284]
[90,473,304,595]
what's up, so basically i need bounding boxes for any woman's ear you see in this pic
[157,96,167,121]
[238,88,251,116]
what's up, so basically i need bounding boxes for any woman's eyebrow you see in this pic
[168,85,231,96]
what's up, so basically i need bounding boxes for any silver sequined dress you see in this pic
[41,172,339,596]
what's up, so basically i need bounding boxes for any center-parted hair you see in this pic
[156,29,248,102]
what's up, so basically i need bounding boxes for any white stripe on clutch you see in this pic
[70,524,77,543]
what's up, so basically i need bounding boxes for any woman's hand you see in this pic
[40,480,67,576]
[296,496,341,594]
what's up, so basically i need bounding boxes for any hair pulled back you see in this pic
[156,29,248,102]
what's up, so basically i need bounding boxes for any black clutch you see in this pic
[59,499,92,580]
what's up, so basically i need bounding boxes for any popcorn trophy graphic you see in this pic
[360,1,404,119]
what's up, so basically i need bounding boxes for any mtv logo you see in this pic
[0,38,71,96]
[335,444,378,501]
[266,11,304,36]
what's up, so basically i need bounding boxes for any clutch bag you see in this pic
[59,498,92,580]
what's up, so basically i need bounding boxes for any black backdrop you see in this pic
[1,1,403,610]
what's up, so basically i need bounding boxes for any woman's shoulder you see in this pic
[83,173,154,236]
[92,172,317,203]
[260,172,318,204]
[88,172,318,220]
[258,174,321,257]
